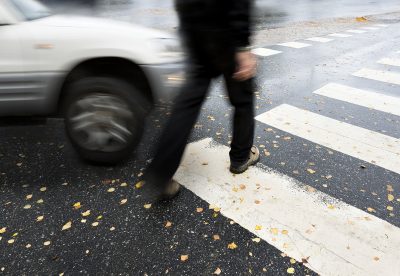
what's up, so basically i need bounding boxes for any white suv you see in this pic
[0,0,184,163]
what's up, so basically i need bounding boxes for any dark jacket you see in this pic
[175,0,252,49]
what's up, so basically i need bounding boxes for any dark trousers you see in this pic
[145,30,255,188]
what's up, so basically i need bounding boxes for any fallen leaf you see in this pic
[254,200,261,204]
[180,255,189,262]
[270,228,279,235]
[306,168,316,174]
[110,227,115,231]
[62,221,72,231]
[23,204,31,209]
[81,219,87,223]
[213,235,220,241]
[356,16,367,22]
[290,258,296,264]
[287,267,295,274]
[40,187,47,192]
[120,182,128,187]
[144,204,152,209]
[239,184,246,190]
[92,222,99,227]
[36,216,44,222]
[367,207,376,213]
[82,210,91,217]
[120,199,128,205]
[107,187,115,193]
[12,233,18,237]
[228,242,237,249]
[281,230,289,235]
[135,181,144,189]
[373,256,380,261]
[387,206,393,211]
[43,241,51,246]
[0,227,6,234]
[7,239,15,244]
[387,185,394,192]
[388,194,394,202]
[165,221,172,228]
[213,268,222,275]
[73,202,82,209]
[255,225,262,231]
[37,199,44,204]
[26,244,31,248]
[327,204,335,210]
[96,215,102,220]
[252,237,261,243]
[26,194,33,200]
[196,207,203,213]
[325,175,333,179]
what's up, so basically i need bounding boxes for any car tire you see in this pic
[63,76,149,164]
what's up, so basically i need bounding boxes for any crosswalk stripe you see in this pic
[277,42,311,49]
[374,24,389,27]
[352,68,400,85]
[378,57,400,67]
[305,37,334,43]
[313,83,400,117]
[251,48,282,57]
[176,138,400,276]
[328,33,353,38]
[255,104,400,174]
[346,29,367,34]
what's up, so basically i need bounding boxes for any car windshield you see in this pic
[9,0,51,21]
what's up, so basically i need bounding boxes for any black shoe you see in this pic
[230,146,260,174]
[159,179,181,200]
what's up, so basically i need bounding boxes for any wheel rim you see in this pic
[67,93,135,152]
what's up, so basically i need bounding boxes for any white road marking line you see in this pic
[361,27,379,30]
[313,83,400,116]
[377,57,400,67]
[346,29,367,34]
[277,42,311,49]
[374,24,389,27]
[255,104,400,174]
[328,33,353,38]
[352,68,400,85]
[176,138,400,276]
[305,37,334,43]
[251,48,282,57]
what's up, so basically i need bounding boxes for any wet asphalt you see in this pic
[1,1,400,275]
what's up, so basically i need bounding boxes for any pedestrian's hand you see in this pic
[233,50,257,81]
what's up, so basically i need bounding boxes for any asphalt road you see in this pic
[1,1,400,275]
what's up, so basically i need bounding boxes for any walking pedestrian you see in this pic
[144,0,259,200]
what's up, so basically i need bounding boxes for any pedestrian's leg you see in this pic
[145,72,211,192]
[224,74,255,165]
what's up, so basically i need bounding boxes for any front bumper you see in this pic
[141,62,186,105]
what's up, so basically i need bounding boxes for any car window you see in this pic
[9,0,51,21]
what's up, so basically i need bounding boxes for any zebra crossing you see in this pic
[176,30,400,275]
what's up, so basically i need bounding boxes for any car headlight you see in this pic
[150,38,185,59]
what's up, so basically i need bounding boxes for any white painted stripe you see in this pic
[305,37,334,43]
[378,57,400,67]
[361,27,379,30]
[328,33,353,38]
[277,42,311,49]
[313,83,400,116]
[255,104,400,174]
[353,68,400,85]
[374,24,389,27]
[346,29,367,34]
[176,138,400,276]
[251,48,282,57]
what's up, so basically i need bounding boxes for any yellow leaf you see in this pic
[92,222,99,227]
[255,225,262,231]
[120,199,128,205]
[73,202,82,209]
[62,221,72,231]
[135,181,144,189]
[213,268,222,275]
[165,221,172,228]
[287,267,295,274]
[232,187,239,192]
[356,16,367,22]
[307,168,316,174]
[180,255,189,262]
[144,204,152,209]
[107,187,115,193]
[270,228,279,235]
[81,210,91,217]
[388,194,394,202]
[26,194,33,200]
[96,215,102,220]
[387,206,394,211]
[327,204,335,210]
[213,207,221,212]
[228,242,238,249]
[196,207,203,213]
[40,187,47,192]
[213,234,220,241]
[252,237,261,243]
[290,258,296,264]
[43,241,51,246]
[23,204,31,209]
[282,230,289,235]
[0,227,6,234]
[12,233,18,237]
[120,182,128,187]
[367,207,376,213]
[36,216,44,222]
[37,199,44,204]
[7,239,15,244]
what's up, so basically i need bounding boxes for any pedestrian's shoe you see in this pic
[229,146,260,174]
[159,179,181,200]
